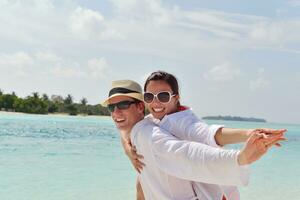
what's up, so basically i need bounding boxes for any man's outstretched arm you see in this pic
[150,127,286,186]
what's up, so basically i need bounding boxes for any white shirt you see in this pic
[131,118,198,200]
[131,114,249,200]
[153,108,241,200]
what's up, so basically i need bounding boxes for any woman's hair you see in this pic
[144,70,181,107]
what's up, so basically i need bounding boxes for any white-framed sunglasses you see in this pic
[143,91,176,104]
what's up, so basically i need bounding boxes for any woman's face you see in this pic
[145,80,179,120]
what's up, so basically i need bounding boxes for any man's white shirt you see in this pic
[154,108,242,200]
[130,109,249,200]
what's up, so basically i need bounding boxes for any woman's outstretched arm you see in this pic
[215,128,286,146]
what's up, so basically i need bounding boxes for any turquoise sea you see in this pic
[0,112,299,200]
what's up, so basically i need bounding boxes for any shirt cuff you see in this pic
[234,150,250,186]
[208,124,224,148]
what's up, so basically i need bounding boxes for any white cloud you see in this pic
[0,1,123,48]
[70,6,104,38]
[106,0,300,60]
[249,68,269,91]
[0,0,299,67]
[34,52,62,63]
[87,58,109,79]
[109,0,167,20]
[0,52,33,77]
[50,66,86,79]
[203,63,241,82]
[287,0,300,7]
[0,52,33,67]
[69,6,125,40]
[0,51,110,80]
[249,21,296,46]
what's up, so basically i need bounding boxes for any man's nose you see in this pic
[113,107,122,113]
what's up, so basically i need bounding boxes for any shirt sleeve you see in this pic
[162,111,223,148]
[151,126,250,186]
[185,122,223,148]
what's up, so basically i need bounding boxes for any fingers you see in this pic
[132,145,137,152]
[131,148,144,160]
[247,132,263,144]
[135,167,141,174]
[130,145,145,173]
[133,159,146,174]
[260,136,286,144]
[275,143,281,147]
[136,154,144,159]
[266,138,286,149]
[258,128,287,135]
[257,138,286,150]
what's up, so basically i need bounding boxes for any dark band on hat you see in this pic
[109,87,140,97]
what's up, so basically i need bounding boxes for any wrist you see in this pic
[237,151,247,166]
[245,129,255,140]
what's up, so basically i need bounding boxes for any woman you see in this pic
[122,71,286,200]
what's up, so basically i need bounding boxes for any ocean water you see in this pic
[0,113,299,200]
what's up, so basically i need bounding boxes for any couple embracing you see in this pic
[102,71,286,200]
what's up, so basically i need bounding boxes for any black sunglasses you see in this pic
[107,100,139,112]
[143,91,176,104]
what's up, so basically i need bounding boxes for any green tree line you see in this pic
[0,89,110,116]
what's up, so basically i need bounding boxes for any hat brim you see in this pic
[101,92,143,107]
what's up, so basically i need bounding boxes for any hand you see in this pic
[238,129,287,165]
[129,145,145,173]
[121,135,146,173]
[123,140,145,173]
[246,128,287,147]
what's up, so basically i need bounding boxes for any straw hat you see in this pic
[102,80,143,106]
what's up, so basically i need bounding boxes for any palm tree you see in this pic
[80,97,87,106]
[32,92,39,99]
[64,94,73,105]
[42,94,49,101]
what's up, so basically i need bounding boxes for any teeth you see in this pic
[115,118,125,122]
[153,108,164,112]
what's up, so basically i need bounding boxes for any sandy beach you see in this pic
[0,111,110,119]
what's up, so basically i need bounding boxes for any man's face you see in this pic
[108,96,143,132]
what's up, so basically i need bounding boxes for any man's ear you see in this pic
[137,102,145,114]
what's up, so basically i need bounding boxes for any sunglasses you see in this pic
[107,100,139,112]
[143,91,176,104]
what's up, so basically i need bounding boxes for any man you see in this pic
[103,80,285,200]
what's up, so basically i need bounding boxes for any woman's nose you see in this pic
[152,96,161,104]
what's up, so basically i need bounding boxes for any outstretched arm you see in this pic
[150,126,286,186]
[214,128,252,146]
[215,128,286,146]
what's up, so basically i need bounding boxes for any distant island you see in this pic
[202,115,267,123]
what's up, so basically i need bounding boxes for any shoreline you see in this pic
[1,111,298,126]
[0,111,110,118]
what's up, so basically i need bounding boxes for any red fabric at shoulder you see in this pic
[178,105,189,111]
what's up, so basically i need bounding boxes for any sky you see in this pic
[0,0,299,124]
